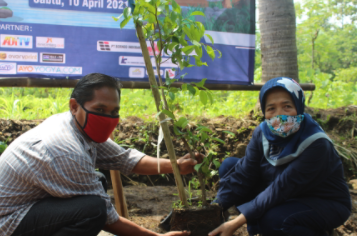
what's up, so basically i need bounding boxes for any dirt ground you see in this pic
[97,185,357,236]
[99,185,250,236]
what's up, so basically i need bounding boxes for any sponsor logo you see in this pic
[0,62,16,74]
[0,51,38,62]
[119,56,145,66]
[17,65,82,74]
[129,67,145,78]
[40,53,65,63]
[98,41,111,51]
[146,69,163,76]
[0,53,6,60]
[97,41,158,55]
[165,69,176,78]
[151,58,178,68]
[36,37,65,49]
[1,34,33,49]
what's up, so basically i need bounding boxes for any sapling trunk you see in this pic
[182,139,208,206]
[154,55,208,207]
[135,22,188,207]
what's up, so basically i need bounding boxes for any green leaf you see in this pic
[202,165,209,175]
[223,131,236,137]
[207,92,213,104]
[169,92,175,101]
[194,56,207,67]
[183,26,193,40]
[148,13,156,23]
[200,131,208,142]
[142,3,155,13]
[213,159,221,168]
[206,45,215,60]
[191,11,205,16]
[182,45,195,55]
[169,87,180,93]
[199,90,208,105]
[168,42,178,52]
[178,60,184,70]
[194,78,207,88]
[171,0,181,13]
[187,84,196,96]
[124,7,131,18]
[205,34,214,45]
[212,137,225,144]
[181,83,187,92]
[194,47,202,58]
[217,49,222,58]
[175,117,189,128]
[196,126,213,133]
[173,126,184,135]
[120,16,132,28]
[194,163,203,172]
[192,40,201,47]
[195,22,205,39]
[161,109,175,120]
[112,14,123,22]
[179,35,188,46]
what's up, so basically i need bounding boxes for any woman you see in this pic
[209,77,351,236]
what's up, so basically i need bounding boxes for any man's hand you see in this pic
[160,230,191,236]
[177,153,204,175]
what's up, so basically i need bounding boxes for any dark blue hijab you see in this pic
[259,77,331,166]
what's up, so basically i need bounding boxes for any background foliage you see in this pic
[0,0,356,120]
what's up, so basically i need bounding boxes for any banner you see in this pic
[0,0,255,85]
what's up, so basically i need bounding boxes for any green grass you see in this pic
[0,69,355,121]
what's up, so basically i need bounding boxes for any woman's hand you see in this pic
[160,230,191,236]
[208,214,247,236]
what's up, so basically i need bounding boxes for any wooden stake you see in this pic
[110,170,129,218]
[109,133,129,218]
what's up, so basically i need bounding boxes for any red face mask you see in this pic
[75,106,119,143]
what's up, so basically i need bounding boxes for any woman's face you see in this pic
[264,88,297,119]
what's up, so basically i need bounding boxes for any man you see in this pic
[0,73,201,236]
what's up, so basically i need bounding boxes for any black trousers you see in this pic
[11,172,108,236]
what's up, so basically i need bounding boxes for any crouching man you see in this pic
[0,73,202,236]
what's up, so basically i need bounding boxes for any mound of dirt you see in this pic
[1,106,356,181]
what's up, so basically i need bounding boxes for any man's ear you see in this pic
[69,98,79,116]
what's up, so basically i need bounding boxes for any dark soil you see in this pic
[170,205,223,236]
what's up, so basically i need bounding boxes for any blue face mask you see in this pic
[266,114,305,138]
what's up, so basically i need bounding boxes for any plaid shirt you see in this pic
[0,112,145,236]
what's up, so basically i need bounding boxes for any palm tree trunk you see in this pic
[259,0,299,82]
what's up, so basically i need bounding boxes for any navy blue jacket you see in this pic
[216,126,351,223]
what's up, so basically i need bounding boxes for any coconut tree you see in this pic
[259,0,299,82]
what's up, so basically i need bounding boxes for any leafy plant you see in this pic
[115,0,222,207]
[0,141,7,154]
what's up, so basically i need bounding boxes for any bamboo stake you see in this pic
[135,22,188,207]
[110,170,129,218]
[109,133,129,218]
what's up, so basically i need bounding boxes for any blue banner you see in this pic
[0,0,255,85]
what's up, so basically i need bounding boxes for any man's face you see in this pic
[70,86,120,135]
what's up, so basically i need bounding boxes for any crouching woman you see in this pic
[209,77,351,236]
